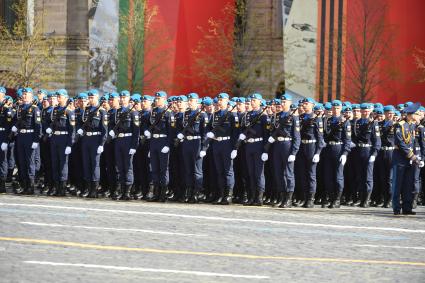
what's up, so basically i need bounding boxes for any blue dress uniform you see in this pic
[40,99,54,194]
[413,118,425,208]
[177,96,207,203]
[298,104,325,208]
[268,105,301,208]
[79,102,108,198]
[352,104,381,207]
[206,93,238,204]
[146,91,171,202]
[12,89,42,195]
[391,102,423,215]
[233,101,247,204]
[111,99,140,200]
[168,98,184,201]
[375,106,396,208]
[105,94,119,199]
[0,93,14,193]
[322,101,351,208]
[48,93,75,196]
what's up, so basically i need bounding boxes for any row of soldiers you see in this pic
[0,86,423,215]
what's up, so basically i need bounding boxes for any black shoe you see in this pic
[26,180,35,195]
[360,191,372,208]
[253,191,263,206]
[220,187,232,205]
[159,186,167,202]
[274,192,285,207]
[120,184,131,200]
[402,211,416,215]
[279,191,293,208]
[302,193,315,208]
[111,184,120,200]
[393,211,401,215]
[148,186,160,202]
[0,179,6,193]
[87,182,98,198]
[412,193,419,209]
[329,191,342,209]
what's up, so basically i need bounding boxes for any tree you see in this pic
[344,0,395,102]
[0,0,64,88]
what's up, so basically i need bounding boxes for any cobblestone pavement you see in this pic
[0,194,424,283]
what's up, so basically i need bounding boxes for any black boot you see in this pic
[0,179,6,193]
[182,187,192,203]
[57,181,66,197]
[220,187,232,205]
[159,185,167,202]
[303,193,315,208]
[243,188,255,206]
[87,182,98,198]
[80,181,89,197]
[148,186,160,202]
[189,188,199,204]
[212,187,224,205]
[280,191,293,208]
[111,183,120,200]
[6,169,13,182]
[329,191,342,208]
[382,193,392,208]
[253,190,263,206]
[321,193,329,208]
[360,191,372,208]
[412,192,419,209]
[132,184,142,200]
[120,184,131,200]
[274,192,285,207]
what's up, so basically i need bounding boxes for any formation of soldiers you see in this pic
[0,86,423,215]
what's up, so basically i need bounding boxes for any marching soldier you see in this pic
[0,87,14,193]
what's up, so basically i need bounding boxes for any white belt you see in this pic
[153,134,167,138]
[19,129,34,133]
[301,139,316,144]
[357,143,371,148]
[54,131,68,135]
[186,136,200,140]
[328,141,343,145]
[247,138,263,143]
[277,137,292,141]
[0,128,5,131]
[215,136,230,141]
[416,147,421,151]
[381,146,394,151]
[117,133,132,138]
[86,131,101,136]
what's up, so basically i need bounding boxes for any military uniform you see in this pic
[0,97,14,192]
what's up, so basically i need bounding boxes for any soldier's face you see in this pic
[236,103,245,113]
[88,95,98,106]
[155,97,165,107]
[361,109,371,118]
[58,95,67,105]
[0,92,4,101]
[332,106,341,116]
[251,99,261,109]
[302,102,313,112]
[275,104,282,112]
[281,100,290,111]
[188,98,198,109]
[384,112,394,120]
[37,94,44,101]
[218,98,228,109]
[22,92,33,103]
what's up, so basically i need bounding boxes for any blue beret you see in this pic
[420,106,425,112]
[37,89,47,95]
[179,95,188,102]
[324,102,332,110]
[314,105,324,111]
[88,89,99,96]
[78,92,88,99]
[187,93,199,100]
[396,104,405,110]
[109,92,119,99]
[213,97,218,104]
[281,93,292,101]
[56,89,68,97]
[360,103,373,110]
[343,101,352,107]
[404,102,421,114]
[132,96,141,103]
[167,96,175,103]
[47,91,57,98]
[245,97,251,102]
[374,108,384,115]
[404,101,413,107]
[228,101,236,107]
[342,106,352,112]
[217,93,229,99]
[68,97,74,103]
[304,97,315,104]
[290,103,297,110]
[24,87,33,93]
[332,100,342,106]
[120,90,131,97]
[236,97,246,103]
[142,95,154,102]
[273,99,281,105]
[202,97,213,106]
[250,93,262,100]
[266,100,272,106]
[260,99,266,107]
[155,91,167,98]
[100,95,108,101]
[5,95,13,101]
[351,104,360,110]
[394,111,401,116]
[383,105,395,112]
[374,103,383,109]
[231,97,238,102]
[0,86,6,93]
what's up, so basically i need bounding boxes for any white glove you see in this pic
[312,154,320,163]
[199,150,206,158]
[206,132,215,139]
[64,146,71,155]
[161,146,170,154]
[339,154,347,166]
[129,148,136,155]
[268,136,275,143]
[369,155,376,163]
[420,161,425,168]
[109,130,115,138]
[148,151,150,158]
[239,133,246,141]
[288,155,296,162]
[230,150,237,159]
[261,153,268,161]
[77,128,84,135]
[31,142,39,149]
[45,128,52,134]
[1,143,8,151]
[177,133,184,140]
[11,126,17,133]
[144,130,151,138]
[97,146,104,154]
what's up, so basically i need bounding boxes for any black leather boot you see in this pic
[329,191,342,208]
[280,191,293,208]
[6,169,13,182]
[132,184,142,200]
[212,187,224,205]
[303,193,315,208]
[120,184,131,200]
[382,193,392,208]
[321,193,329,208]
[412,192,419,209]
[360,191,372,208]
[274,192,285,207]
[148,186,160,202]
[159,185,167,202]
[56,181,65,197]
[183,187,192,203]
[253,190,263,206]
[0,178,6,193]
[220,187,232,205]
[111,183,120,200]
[87,182,98,198]
[80,181,89,197]
[189,188,199,204]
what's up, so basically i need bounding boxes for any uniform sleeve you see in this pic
[290,116,301,156]
[370,121,381,156]
[200,113,207,150]
[418,126,425,160]
[66,110,75,147]
[262,114,270,145]
[314,117,325,155]
[33,107,42,143]
[131,111,140,150]
[99,109,108,146]
[342,120,352,155]
[230,113,239,149]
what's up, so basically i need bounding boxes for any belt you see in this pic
[117,133,132,138]
[215,136,230,141]
[153,134,167,138]
[357,143,372,148]
[86,131,101,136]
[416,147,421,151]
[328,141,343,145]
[53,131,68,135]
[381,146,394,151]
[0,128,5,131]
[186,135,200,140]
[301,139,316,144]
[247,138,263,143]
[19,129,34,133]
[277,137,292,141]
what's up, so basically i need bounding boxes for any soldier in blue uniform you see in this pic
[298,98,325,208]
[322,100,351,208]
[144,91,171,202]
[232,97,247,204]
[45,89,75,196]
[391,102,424,215]
[205,93,238,204]
[10,88,41,195]
[413,107,425,208]
[0,87,14,193]
[352,103,381,207]
[108,90,140,200]
[176,93,207,203]
[76,90,107,198]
